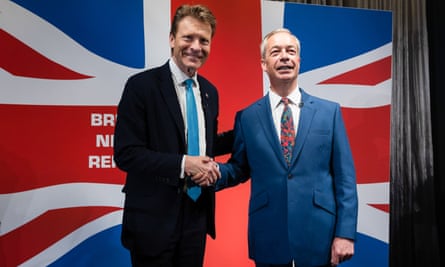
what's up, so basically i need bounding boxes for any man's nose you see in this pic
[190,39,201,50]
[279,53,290,61]
[278,50,290,59]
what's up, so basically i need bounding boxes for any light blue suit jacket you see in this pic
[216,89,358,266]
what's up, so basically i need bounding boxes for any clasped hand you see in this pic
[330,237,354,266]
[184,156,220,187]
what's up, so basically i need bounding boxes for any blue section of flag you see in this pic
[283,3,392,73]
[12,0,145,68]
[48,225,131,267]
[341,233,389,267]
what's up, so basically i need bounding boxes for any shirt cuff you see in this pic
[180,155,186,179]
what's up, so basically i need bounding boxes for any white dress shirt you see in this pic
[268,87,302,141]
[169,59,207,177]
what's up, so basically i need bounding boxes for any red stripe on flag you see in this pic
[0,206,121,267]
[342,105,390,184]
[0,104,125,194]
[318,56,392,86]
[0,29,93,80]
[368,204,390,213]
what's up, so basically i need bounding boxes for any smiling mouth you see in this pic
[186,54,203,62]
[277,65,294,71]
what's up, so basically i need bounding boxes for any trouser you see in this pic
[130,194,207,267]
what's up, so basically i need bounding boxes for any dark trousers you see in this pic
[130,194,207,267]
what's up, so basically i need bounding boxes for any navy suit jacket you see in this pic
[217,89,358,266]
[114,61,230,256]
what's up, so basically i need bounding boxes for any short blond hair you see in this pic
[170,4,217,38]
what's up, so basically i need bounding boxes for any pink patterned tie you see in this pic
[280,97,295,166]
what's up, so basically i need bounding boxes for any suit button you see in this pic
[288,174,292,179]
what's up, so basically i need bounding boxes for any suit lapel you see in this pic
[291,89,315,166]
[158,63,186,146]
[255,94,288,168]
[198,78,212,154]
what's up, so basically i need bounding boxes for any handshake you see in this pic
[184,156,221,187]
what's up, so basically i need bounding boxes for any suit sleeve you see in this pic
[113,75,182,179]
[331,104,358,240]
[215,111,250,191]
[213,130,234,156]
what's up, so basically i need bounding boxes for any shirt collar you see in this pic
[269,86,302,109]
[169,58,198,86]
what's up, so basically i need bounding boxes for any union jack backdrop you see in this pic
[0,0,391,266]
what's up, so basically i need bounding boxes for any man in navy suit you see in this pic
[216,28,358,267]
[114,4,229,267]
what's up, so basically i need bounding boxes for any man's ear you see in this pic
[261,59,267,72]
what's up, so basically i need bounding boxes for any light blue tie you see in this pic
[185,78,201,201]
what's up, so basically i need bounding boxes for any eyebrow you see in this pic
[269,45,297,51]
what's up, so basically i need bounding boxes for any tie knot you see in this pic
[281,97,290,106]
[185,79,194,90]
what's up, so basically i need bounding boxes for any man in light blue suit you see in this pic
[215,29,358,267]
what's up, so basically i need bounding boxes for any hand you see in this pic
[192,159,220,186]
[184,156,220,186]
[191,171,217,187]
[330,237,354,266]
